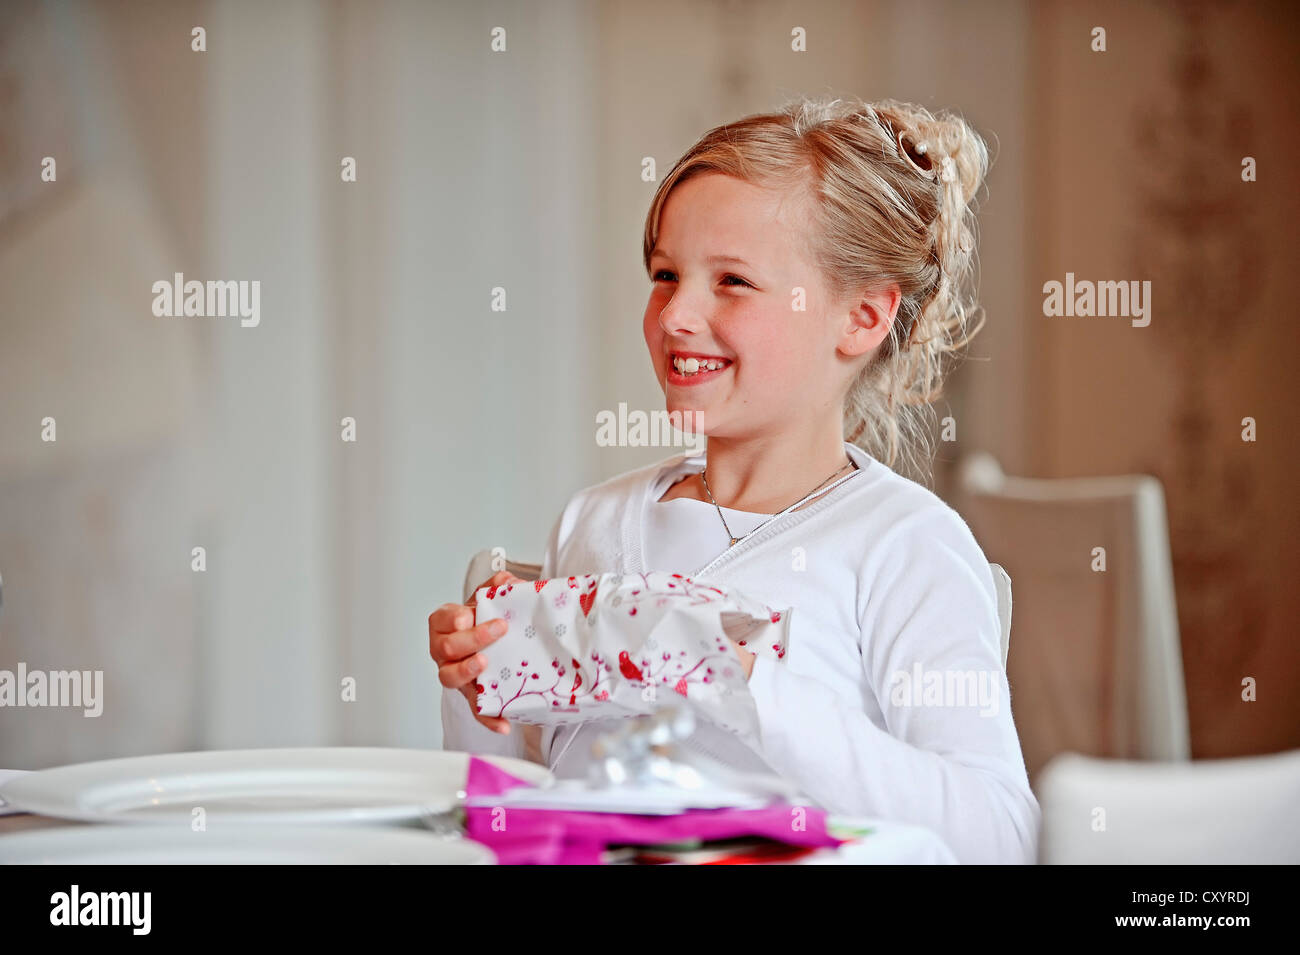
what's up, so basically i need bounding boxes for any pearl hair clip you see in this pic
[896,126,957,184]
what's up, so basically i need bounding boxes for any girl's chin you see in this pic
[662,402,712,432]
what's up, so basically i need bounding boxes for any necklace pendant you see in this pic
[729,537,741,547]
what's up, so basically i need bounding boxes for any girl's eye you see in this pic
[651,270,752,288]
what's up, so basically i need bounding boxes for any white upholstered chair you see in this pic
[463,550,1014,670]
[1036,748,1300,864]
[955,452,1190,783]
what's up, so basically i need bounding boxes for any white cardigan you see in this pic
[440,441,1041,864]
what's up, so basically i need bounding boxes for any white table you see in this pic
[0,768,957,864]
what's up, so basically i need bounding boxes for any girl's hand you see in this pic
[726,638,757,681]
[428,570,522,735]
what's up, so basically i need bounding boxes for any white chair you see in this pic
[463,550,1014,670]
[1037,749,1300,864]
[462,551,542,604]
[956,452,1190,782]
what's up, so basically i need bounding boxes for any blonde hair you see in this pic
[642,95,991,484]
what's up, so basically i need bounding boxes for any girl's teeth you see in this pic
[672,356,729,376]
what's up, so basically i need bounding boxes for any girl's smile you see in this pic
[666,350,734,386]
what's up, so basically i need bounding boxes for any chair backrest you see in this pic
[956,452,1190,783]
[989,562,1012,671]
[462,551,542,604]
[1037,749,1300,864]
[464,550,1012,669]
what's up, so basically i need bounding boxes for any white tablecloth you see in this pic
[0,767,957,863]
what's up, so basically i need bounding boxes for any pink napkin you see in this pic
[464,756,846,865]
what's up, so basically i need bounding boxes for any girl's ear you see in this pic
[839,282,901,358]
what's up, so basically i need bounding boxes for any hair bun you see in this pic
[876,102,987,209]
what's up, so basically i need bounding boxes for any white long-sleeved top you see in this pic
[440,441,1041,864]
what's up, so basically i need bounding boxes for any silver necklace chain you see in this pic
[700,454,858,548]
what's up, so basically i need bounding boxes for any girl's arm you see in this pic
[746,507,1041,864]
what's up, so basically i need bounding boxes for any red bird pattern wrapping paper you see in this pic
[471,571,792,746]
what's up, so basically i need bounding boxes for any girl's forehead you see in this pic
[665,172,792,219]
[658,177,816,265]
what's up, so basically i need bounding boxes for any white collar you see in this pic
[635,441,876,578]
[652,440,873,499]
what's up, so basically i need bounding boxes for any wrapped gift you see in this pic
[471,571,792,743]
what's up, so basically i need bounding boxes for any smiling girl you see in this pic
[432,96,1039,864]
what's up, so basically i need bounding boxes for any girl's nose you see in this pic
[658,293,708,337]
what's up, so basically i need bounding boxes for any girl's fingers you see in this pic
[429,601,509,660]
[439,651,488,690]
[435,618,508,666]
[477,715,511,735]
[432,571,523,733]
[428,606,468,661]
[429,569,519,639]
[429,603,472,639]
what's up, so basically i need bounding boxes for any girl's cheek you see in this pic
[642,310,663,348]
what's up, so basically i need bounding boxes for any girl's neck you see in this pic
[665,424,855,514]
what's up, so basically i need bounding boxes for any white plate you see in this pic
[0,748,550,826]
[0,823,496,864]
